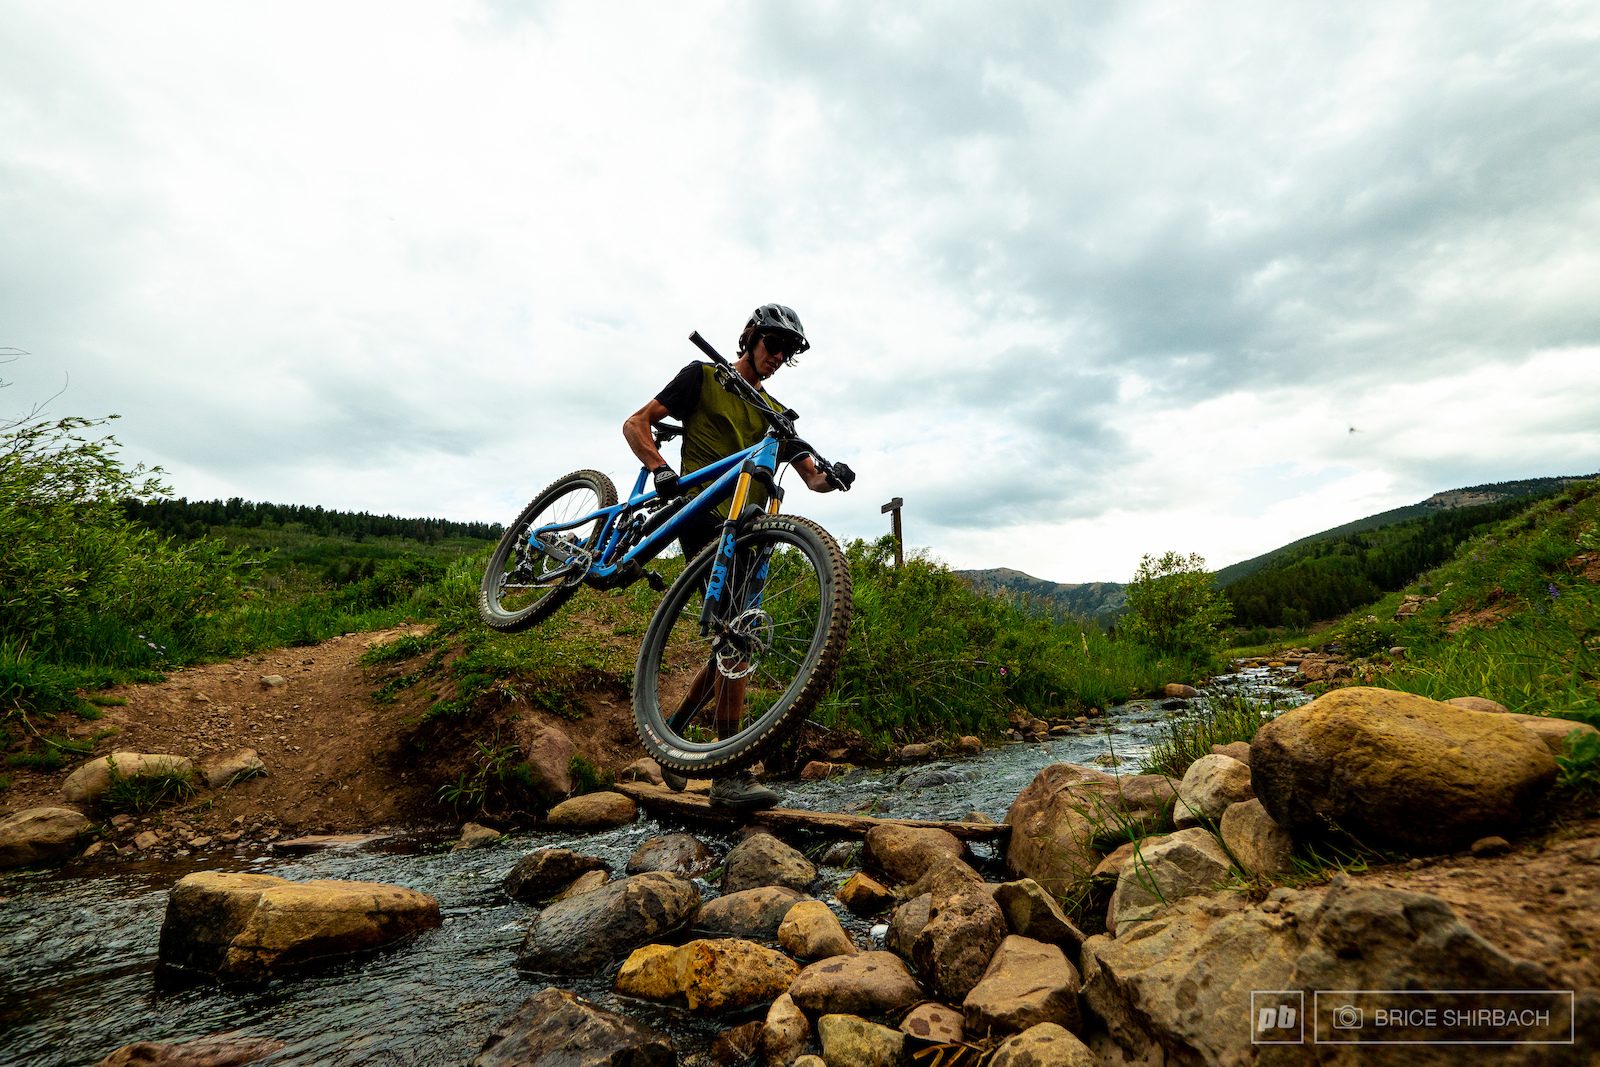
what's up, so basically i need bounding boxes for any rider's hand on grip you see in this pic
[828,461,856,491]
[653,465,681,500]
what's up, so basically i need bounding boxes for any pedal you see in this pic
[645,570,667,592]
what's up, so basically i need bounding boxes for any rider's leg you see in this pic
[708,669,778,811]
[715,672,746,739]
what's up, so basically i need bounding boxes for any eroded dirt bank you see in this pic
[0,626,650,842]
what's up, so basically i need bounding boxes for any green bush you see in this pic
[0,414,244,673]
[1121,551,1231,664]
[568,755,614,796]
[1337,615,1395,658]
[811,538,1201,749]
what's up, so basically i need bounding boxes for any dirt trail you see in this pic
[1,626,649,841]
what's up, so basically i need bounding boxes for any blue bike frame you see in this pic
[526,433,784,600]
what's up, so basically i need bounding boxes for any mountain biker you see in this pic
[622,303,855,811]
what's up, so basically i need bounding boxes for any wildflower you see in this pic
[999,667,1007,675]
[1548,584,1560,600]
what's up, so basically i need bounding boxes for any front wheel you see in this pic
[633,515,852,778]
[478,470,617,632]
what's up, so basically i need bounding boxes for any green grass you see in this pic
[569,755,614,796]
[815,538,1212,750]
[1358,477,1600,723]
[103,767,198,814]
[1556,730,1600,793]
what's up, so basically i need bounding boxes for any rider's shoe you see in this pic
[708,769,780,812]
[661,767,689,792]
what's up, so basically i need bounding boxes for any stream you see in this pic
[0,666,1305,1067]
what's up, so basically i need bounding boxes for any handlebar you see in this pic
[687,331,851,492]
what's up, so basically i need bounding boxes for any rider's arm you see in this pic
[624,399,674,471]
[793,455,834,493]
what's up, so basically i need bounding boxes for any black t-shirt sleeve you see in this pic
[655,362,704,421]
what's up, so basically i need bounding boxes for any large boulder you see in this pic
[988,1023,1097,1067]
[626,833,716,877]
[817,1015,904,1067]
[544,791,636,830]
[912,857,1007,1003]
[501,849,609,902]
[62,752,195,804]
[778,900,857,960]
[963,934,1081,1035]
[515,723,576,802]
[1250,687,1558,850]
[1082,875,1594,1066]
[516,872,701,974]
[614,938,799,1014]
[1107,828,1234,937]
[157,872,439,982]
[470,987,674,1067]
[0,806,88,869]
[761,993,810,1066]
[788,951,923,1016]
[1173,754,1253,828]
[721,833,816,895]
[693,886,805,940]
[992,878,1087,954]
[1219,799,1294,877]
[862,824,966,884]
[95,1033,284,1067]
[1003,763,1121,898]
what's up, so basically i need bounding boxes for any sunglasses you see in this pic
[761,333,800,359]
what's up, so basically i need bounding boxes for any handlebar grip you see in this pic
[688,331,731,367]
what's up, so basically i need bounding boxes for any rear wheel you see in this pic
[633,515,851,777]
[478,470,617,632]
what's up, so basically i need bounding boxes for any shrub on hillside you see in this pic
[1122,551,1231,663]
[1,415,242,675]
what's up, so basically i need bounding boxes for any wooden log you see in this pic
[613,782,1010,843]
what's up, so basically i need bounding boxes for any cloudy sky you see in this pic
[4,1,1598,582]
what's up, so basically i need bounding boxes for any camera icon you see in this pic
[1332,1005,1365,1029]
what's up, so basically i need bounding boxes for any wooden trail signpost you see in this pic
[881,496,904,569]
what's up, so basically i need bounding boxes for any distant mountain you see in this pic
[1211,473,1598,587]
[956,567,1126,625]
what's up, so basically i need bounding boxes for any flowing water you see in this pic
[0,667,1305,1067]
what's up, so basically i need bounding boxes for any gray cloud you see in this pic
[3,2,1597,576]
[743,1,1600,398]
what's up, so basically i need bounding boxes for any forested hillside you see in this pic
[1213,474,1592,587]
[1221,493,1571,628]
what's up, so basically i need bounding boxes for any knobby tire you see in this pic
[477,469,617,633]
[632,514,852,777]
